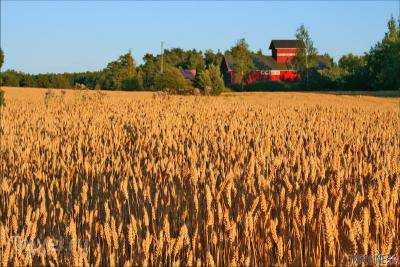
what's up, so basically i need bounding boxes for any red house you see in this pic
[222,39,313,85]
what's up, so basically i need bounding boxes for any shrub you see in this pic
[1,70,21,87]
[154,65,192,94]
[197,64,225,95]
[50,74,71,89]
[122,77,142,91]
[302,67,370,91]
[232,80,301,91]
[302,68,341,90]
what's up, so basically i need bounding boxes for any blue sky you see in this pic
[1,1,398,74]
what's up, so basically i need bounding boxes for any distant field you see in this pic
[0,86,399,266]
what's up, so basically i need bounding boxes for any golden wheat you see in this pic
[0,87,399,266]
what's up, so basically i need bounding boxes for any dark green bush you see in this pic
[122,77,142,91]
[197,64,225,95]
[154,65,193,94]
[231,80,301,91]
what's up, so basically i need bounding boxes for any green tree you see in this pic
[1,70,21,87]
[161,48,205,71]
[141,48,221,90]
[293,24,318,88]
[318,53,334,68]
[318,65,347,88]
[71,71,101,89]
[36,74,51,88]
[337,53,369,89]
[136,70,144,90]
[121,73,143,91]
[186,50,205,71]
[163,48,187,67]
[50,74,71,89]
[366,16,400,90]
[204,49,223,68]
[141,53,159,90]
[339,54,365,73]
[154,65,192,94]
[197,70,212,95]
[383,15,399,43]
[99,51,138,90]
[197,64,225,95]
[229,38,254,87]
[19,74,37,87]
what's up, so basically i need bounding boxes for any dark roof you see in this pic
[251,54,294,71]
[223,54,234,71]
[269,40,303,49]
[223,53,295,71]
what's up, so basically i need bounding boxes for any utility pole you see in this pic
[161,41,164,74]
[305,42,309,90]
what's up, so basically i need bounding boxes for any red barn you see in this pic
[221,39,321,85]
[269,39,301,64]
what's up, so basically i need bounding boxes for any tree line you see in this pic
[0,16,399,93]
[0,47,225,95]
[292,16,399,91]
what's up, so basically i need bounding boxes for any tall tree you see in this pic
[204,49,223,68]
[383,15,400,43]
[99,51,138,90]
[186,50,205,71]
[366,16,400,90]
[293,24,318,87]
[319,53,334,68]
[163,48,187,68]
[50,74,71,89]
[339,54,365,73]
[197,64,225,95]
[154,64,192,94]
[337,54,369,90]
[229,38,253,87]
[141,53,159,90]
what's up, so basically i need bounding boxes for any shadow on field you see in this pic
[312,90,400,98]
[223,90,400,98]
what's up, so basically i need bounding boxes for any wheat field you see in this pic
[0,87,399,266]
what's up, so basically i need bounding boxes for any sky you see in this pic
[1,1,399,74]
